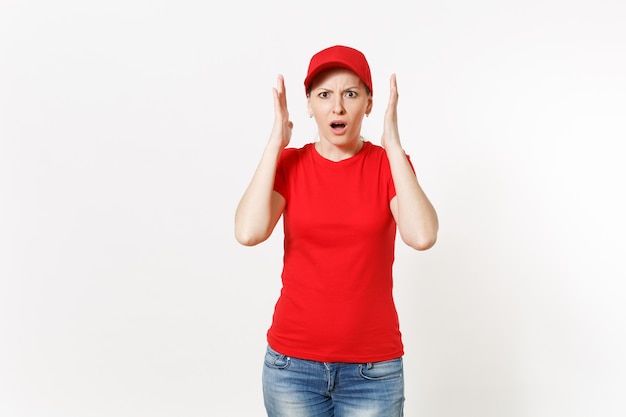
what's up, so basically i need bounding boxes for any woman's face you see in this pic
[307,68,372,145]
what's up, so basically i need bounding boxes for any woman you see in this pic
[235,45,438,417]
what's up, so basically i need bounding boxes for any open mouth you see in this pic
[330,123,346,128]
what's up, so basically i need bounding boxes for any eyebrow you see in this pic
[314,85,362,92]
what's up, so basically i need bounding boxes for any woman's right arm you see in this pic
[234,75,292,246]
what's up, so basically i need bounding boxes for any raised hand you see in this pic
[381,73,402,150]
[234,75,292,246]
[269,74,293,149]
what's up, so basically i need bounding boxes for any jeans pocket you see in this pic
[358,357,403,381]
[264,345,291,370]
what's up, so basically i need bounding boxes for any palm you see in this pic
[271,75,293,149]
[381,74,401,149]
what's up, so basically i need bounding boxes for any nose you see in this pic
[332,96,345,115]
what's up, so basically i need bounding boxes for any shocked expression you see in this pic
[307,68,372,144]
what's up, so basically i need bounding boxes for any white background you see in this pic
[1,1,625,416]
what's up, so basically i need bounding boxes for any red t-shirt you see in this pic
[267,141,409,363]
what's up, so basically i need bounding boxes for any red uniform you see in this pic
[268,141,411,363]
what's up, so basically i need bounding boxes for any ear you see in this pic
[365,97,373,116]
[307,98,313,117]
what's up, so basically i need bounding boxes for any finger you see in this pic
[388,73,398,108]
[277,74,288,109]
[272,87,280,110]
[272,76,288,117]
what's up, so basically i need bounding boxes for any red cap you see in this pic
[304,45,373,96]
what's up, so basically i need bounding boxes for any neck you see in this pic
[315,136,364,162]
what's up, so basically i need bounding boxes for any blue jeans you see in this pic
[262,345,405,417]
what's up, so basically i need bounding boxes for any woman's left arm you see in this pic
[383,74,439,251]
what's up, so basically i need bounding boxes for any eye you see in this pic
[345,91,357,98]
[318,91,329,98]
